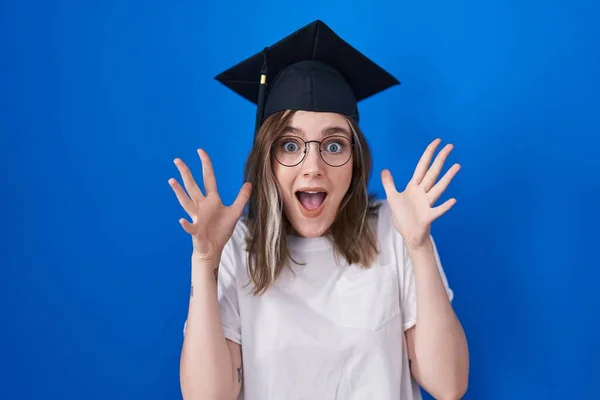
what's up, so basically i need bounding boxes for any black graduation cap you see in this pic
[215,20,400,136]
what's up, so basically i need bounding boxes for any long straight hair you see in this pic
[242,110,381,295]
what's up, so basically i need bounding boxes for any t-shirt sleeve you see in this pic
[400,234,454,332]
[217,233,243,345]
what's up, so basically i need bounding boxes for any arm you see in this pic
[169,149,252,400]
[380,138,469,399]
[404,237,469,400]
[179,254,243,400]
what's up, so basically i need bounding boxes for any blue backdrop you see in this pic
[2,0,599,399]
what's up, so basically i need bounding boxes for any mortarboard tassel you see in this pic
[254,47,269,140]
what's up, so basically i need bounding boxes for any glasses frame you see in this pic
[271,135,355,168]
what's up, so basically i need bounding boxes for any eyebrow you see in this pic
[283,125,352,138]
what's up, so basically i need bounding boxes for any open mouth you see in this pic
[295,190,328,212]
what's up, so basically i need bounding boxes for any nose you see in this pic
[300,141,325,177]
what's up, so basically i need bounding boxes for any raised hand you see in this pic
[381,138,461,250]
[169,149,252,263]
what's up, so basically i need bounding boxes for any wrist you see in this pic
[191,254,220,282]
[406,236,434,257]
[191,247,222,264]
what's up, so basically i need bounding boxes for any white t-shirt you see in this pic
[191,199,453,399]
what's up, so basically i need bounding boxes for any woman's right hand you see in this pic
[169,148,252,264]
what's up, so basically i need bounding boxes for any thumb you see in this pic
[179,218,195,234]
[381,169,397,197]
[230,182,253,217]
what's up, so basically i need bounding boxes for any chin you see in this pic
[291,221,332,238]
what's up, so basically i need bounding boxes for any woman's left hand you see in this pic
[381,138,461,251]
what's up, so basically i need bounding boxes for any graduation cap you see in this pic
[215,20,400,138]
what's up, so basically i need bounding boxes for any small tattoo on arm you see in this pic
[237,348,243,383]
[190,284,194,297]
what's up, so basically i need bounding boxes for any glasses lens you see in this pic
[320,136,352,166]
[273,136,305,166]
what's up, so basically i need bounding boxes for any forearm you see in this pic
[409,238,469,399]
[180,255,234,400]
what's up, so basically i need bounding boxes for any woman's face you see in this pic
[272,111,354,238]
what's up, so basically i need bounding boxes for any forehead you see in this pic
[286,111,351,137]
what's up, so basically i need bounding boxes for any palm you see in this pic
[169,149,252,262]
[381,139,461,250]
[188,192,235,255]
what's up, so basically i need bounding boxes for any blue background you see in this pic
[2,0,599,399]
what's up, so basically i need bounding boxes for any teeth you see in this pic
[296,190,326,195]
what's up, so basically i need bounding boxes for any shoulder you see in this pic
[368,196,393,218]
[372,197,391,218]
[369,197,416,265]
[370,197,396,238]
[230,217,250,250]
[365,197,406,260]
[220,217,251,273]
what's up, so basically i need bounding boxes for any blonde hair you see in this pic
[242,110,380,295]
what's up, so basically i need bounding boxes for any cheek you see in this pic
[341,164,354,186]
[332,165,353,195]
[272,162,284,187]
[272,164,293,196]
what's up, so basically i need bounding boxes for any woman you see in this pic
[174,20,469,400]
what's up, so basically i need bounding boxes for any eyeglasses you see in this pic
[272,135,354,167]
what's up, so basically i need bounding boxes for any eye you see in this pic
[280,139,301,152]
[324,139,345,153]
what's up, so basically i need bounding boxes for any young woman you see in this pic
[174,20,469,400]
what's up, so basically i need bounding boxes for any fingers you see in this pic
[230,182,253,216]
[198,149,218,194]
[174,158,204,202]
[411,138,441,184]
[381,169,398,197]
[428,163,461,205]
[168,178,196,216]
[431,198,457,220]
[421,143,454,192]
